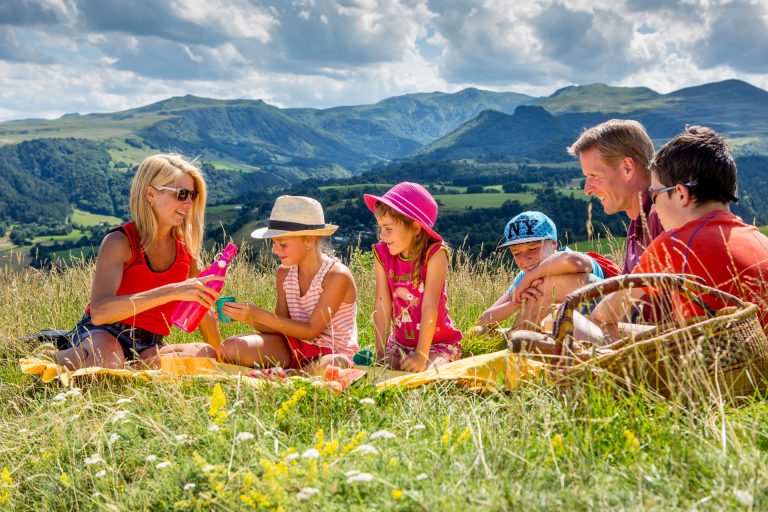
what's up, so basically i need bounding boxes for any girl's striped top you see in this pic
[283,255,359,357]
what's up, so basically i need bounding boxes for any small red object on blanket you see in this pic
[323,365,366,391]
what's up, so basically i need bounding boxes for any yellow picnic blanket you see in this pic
[376,350,545,391]
[18,357,272,388]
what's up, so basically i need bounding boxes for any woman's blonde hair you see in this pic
[129,153,206,259]
[374,202,432,285]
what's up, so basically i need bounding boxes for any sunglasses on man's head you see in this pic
[155,186,199,201]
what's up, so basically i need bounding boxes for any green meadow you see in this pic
[1,246,767,510]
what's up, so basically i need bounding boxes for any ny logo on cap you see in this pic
[507,219,539,239]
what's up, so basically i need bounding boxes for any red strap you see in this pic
[585,251,622,278]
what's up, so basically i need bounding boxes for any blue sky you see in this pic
[1,0,767,121]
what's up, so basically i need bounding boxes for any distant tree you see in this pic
[466,185,484,193]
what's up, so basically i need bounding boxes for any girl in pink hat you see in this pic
[364,182,462,373]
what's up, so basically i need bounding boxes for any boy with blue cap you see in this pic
[474,211,608,334]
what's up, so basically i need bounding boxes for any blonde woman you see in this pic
[53,154,221,370]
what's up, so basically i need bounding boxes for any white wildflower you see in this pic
[52,392,67,402]
[208,424,220,432]
[353,444,379,456]
[370,429,396,440]
[111,410,130,423]
[174,434,188,442]
[235,432,255,442]
[734,489,754,506]
[202,465,216,473]
[285,453,299,462]
[115,398,132,405]
[344,470,361,477]
[346,472,374,483]
[232,400,244,408]
[296,487,320,500]
[156,461,172,469]
[413,423,426,431]
[146,455,157,463]
[108,433,120,446]
[18,428,28,434]
[84,454,103,465]
[359,398,375,406]
[183,483,196,491]
[301,448,320,459]
[416,473,428,480]
[67,388,82,396]
[95,470,106,478]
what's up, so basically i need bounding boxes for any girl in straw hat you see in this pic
[219,195,359,374]
[364,182,462,373]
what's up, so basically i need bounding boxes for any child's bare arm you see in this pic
[476,291,521,327]
[372,258,393,362]
[512,251,592,303]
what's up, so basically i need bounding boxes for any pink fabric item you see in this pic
[373,242,462,350]
[364,182,442,242]
[385,339,463,366]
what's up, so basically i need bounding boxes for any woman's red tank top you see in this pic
[86,221,192,336]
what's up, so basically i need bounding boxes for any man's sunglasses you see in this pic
[648,179,697,205]
[155,186,199,201]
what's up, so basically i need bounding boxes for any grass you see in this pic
[434,192,537,211]
[70,209,123,227]
[1,246,768,510]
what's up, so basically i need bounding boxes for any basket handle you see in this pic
[551,273,744,355]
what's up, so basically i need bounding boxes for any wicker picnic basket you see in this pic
[512,274,768,400]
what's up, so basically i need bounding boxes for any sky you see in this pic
[1,0,767,122]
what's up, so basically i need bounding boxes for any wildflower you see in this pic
[276,388,307,421]
[94,470,106,478]
[84,454,103,465]
[285,453,299,462]
[236,432,255,442]
[551,434,565,457]
[370,429,396,440]
[392,489,404,499]
[108,433,120,446]
[353,444,379,456]
[388,457,398,467]
[455,427,471,447]
[18,429,28,434]
[359,398,375,405]
[296,487,320,500]
[301,448,320,459]
[415,473,428,481]
[734,489,754,506]
[314,429,325,451]
[0,468,14,504]
[146,455,157,463]
[174,434,188,442]
[321,440,339,457]
[344,470,360,477]
[111,410,130,423]
[59,472,71,487]
[346,472,374,483]
[208,424,221,432]
[341,431,367,455]
[624,429,640,453]
[183,483,196,491]
[412,424,426,431]
[208,384,228,425]
[202,465,216,473]
[156,461,172,469]
[115,398,132,405]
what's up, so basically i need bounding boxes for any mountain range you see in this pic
[1,78,767,227]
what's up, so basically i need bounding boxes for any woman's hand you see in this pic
[172,275,223,308]
[401,352,429,373]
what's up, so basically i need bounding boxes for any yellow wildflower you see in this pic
[341,431,367,455]
[455,427,471,447]
[624,429,640,453]
[276,389,307,421]
[551,434,565,457]
[314,429,325,451]
[392,489,404,499]
[322,440,339,457]
[59,472,72,487]
[0,467,14,506]
[208,384,228,425]
[388,457,398,467]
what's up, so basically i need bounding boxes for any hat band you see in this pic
[268,219,326,232]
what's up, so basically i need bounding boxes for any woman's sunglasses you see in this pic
[155,186,199,201]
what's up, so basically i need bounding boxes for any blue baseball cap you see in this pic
[499,211,557,248]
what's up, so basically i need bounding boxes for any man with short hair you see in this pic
[592,126,768,338]
[568,119,664,273]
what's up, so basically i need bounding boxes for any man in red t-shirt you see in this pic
[590,126,768,340]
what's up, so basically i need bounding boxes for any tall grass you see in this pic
[1,248,767,510]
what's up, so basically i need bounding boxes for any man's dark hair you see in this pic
[650,125,739,204]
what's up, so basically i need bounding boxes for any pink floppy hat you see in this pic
[364,182,442,242]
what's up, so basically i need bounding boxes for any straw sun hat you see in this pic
[250,195,338,239]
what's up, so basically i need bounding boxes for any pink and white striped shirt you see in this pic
[283,256,359,358]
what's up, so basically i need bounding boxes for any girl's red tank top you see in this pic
[86,221,192,336]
